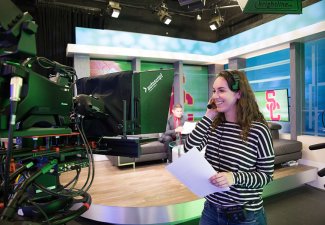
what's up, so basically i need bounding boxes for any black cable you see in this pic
[0,161,34,193]
[31,166,81,198]
[3,101,19,207]
[1,159,58,221]
[75,117,95,193]
[45,191,91,225]
[35,57,77,83]
[0,155,5,180]
[60,166,81,190]
[27,200,51,225]
[50,114,95,196]
[15,167,88,224]
[2,189,89,225]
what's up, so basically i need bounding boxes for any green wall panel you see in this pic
[183,65,208,121]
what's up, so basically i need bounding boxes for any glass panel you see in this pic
[303,37,325,136]
[245,49,291,132]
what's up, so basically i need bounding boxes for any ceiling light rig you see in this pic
[107,1,121,18]
[209,5,224,31]
[209,15,224,30]
[196,11,202,21]
[157,2,172,25]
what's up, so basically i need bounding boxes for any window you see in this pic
[303,37,325,136]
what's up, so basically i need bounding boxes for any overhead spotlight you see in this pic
[107,1,121,18]
[209,15,224,30]
[159,11,172,25]
[196,13,202,21]
[157,2,172,25]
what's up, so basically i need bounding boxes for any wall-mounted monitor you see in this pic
[254,89,290,122]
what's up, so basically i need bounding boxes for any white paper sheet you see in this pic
[166,147,229,197]
[181,121,197,134]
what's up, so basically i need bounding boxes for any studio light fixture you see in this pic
[107,1,121,18]
[209,15,224,30]
[196,13,202,21]
[157,2,172,25]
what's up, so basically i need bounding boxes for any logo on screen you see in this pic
[254,89,289,122]
[265,90,281,121]
[143,73,163,93]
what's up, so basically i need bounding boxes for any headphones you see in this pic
[225,71,240,92]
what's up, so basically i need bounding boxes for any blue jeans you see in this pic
[199,201,267,225]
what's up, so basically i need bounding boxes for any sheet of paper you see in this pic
[181,121,197,134]
[166,147,229,197]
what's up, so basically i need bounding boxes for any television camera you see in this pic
[1,0,174,223]
[0,0,102,224]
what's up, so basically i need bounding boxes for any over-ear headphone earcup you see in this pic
[227,71,240,91]
[231,74,240,91]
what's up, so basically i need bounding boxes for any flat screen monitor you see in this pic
[254,89,290,122]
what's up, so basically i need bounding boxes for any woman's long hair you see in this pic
[211,70,267,140]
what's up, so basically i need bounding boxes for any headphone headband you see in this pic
[225,71,240,91]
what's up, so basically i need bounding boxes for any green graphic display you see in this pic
[254,89,290,122]
[243,0,302,14]
[183,65,209,121]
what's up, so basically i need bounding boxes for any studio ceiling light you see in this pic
[209,15,224,30]
[107,1,121,18]
[157,2,172,25]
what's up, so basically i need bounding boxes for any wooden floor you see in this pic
[59,159,316,208]
[60,160,198,207]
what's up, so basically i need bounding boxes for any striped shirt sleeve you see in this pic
[184,116,212,152]
[233,123,275,188]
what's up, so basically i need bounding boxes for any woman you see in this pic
[184,70,274,225]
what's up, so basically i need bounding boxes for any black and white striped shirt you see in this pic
[184,116,274,211]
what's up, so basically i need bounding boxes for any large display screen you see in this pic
[254,89,290,122]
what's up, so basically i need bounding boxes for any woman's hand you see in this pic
[205,98,218,120]
[209,172,234,188]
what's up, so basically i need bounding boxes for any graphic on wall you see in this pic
[168,77,194,122]
[90,60,131,76]
[183,65,209,121]
[182,75,194,121]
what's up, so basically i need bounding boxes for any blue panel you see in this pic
[75,28,217,55]
[246,49,290,95]
[75,1,325,56]
[246,49,290,68]
[304,37,325,136]
[214,1,325,53]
